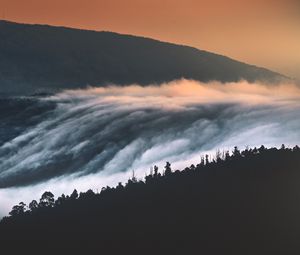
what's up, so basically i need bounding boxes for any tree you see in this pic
[205,154,210,165]
[29,200,38,211]
[164,162,172,176]
[215,149,222,162]
[39,191,55,208]
[153,165,159,177]
[190,164,196,171]
[225,151,230,161]
[200,156,205,166]
[233,146,241,157]
[55,194,66,206]
[79,189,95,199]
[70,189,78,200]
[258,145,266,154]
[9,202,27,217]
[116,182,124,190]
[131,170,137,183]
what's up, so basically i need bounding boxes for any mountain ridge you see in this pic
[0,20,286,95]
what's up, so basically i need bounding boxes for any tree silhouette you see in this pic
[39,191,55,207]
[55,194,66,206]
[232,146,241,157]
[164,162,172,176]
[205,154,209,165]
[153,165,159,177]
[70,189,78,200]
[9,202,27,216]
[29,200,38,211]
[258,145,266,153]
[2,145,300,254]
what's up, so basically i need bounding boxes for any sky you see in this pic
[0,0,299,79]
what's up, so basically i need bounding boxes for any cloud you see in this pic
[1,79,300,217]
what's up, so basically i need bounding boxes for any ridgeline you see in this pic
[1,145,300,254]
[0,20,285,95]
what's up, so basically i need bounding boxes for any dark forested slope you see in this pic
[1,146,300,254]
[0,20,285,95]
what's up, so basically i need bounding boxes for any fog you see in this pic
[1,79,300,217]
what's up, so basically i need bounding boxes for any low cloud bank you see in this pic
[1,79,300,217]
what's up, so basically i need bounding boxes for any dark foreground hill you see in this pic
[0,20,285,95]
[1,146,300,254]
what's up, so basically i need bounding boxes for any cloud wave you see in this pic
[1,79,300,217]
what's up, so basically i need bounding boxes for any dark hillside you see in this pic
[1,146,300,254]
[0,20,285,95]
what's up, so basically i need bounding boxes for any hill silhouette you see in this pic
[0,20,285,95]
[1,145,300,254]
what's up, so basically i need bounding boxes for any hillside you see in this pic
[1,146,300,254]
[0,20,285,95]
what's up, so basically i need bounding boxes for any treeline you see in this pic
[1,145,300,254]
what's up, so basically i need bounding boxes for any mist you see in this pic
[1,79,300,218]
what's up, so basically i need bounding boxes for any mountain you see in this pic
[0,20,285,95]
[1,146,300,254]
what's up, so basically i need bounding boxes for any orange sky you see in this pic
[0,0,299,79]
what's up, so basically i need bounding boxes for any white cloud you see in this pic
[1,79,300,217]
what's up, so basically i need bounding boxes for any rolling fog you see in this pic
[1,79,300,217]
